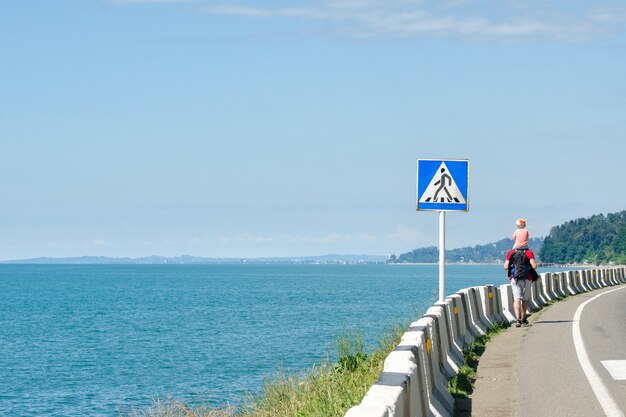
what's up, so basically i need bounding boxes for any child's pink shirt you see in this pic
[513,228,529,248]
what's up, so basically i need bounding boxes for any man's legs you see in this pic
[511,279,529,327]
[514,298,522,321]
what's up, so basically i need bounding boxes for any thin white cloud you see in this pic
[198,0,626,41]
[109,0,192,3]
[386,225,432,244]
[218,232,377,245]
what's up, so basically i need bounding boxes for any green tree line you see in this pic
[539,210,626,264]
[395,237,544,263]
[394,210,626,265]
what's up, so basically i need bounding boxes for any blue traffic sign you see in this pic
[416,159,469,211]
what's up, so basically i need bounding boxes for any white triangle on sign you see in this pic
[419,162,466,204]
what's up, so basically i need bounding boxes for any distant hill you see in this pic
[539,211,626,264]
[393,237,544,264]
[0,254,387,265]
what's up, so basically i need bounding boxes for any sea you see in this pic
[0,263,567,416]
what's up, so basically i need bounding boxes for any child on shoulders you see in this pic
[513,218,529,250]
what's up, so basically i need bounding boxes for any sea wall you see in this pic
[344,266,626,417]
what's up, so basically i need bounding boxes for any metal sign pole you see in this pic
[416,159,469,303]
[439,210,445,303]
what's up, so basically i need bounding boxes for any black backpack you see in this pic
[509,249,530,281]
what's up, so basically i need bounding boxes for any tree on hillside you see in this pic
[539,211,626,264]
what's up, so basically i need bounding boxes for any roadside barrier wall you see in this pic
[344,266,626,417]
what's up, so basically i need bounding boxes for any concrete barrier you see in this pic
[598,269,606,287]
[447,293,475,346]
[573,270,585,293]
[528,279,542,311]
[499,283,516,323]
[552,272,566,298]
[344,266,626,417]
[541,272,560,301]
[540,273,554,302]
[425,304,461,379]
[479,285,507,325]
[595,269,603,286]
[457,289,487,340]
[535,275,550,305]
[413,317,455,415]
[440,299,465,367]
[401,324,451,417]
[491,284,508,324]
[469,287,490,329]
[587,270,599,290]
[585,270,598,290]
[565,271,579,295]
[575,271,588,292]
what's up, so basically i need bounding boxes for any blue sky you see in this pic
[1,0,626,260]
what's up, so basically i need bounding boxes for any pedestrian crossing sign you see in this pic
[416,159,469,212]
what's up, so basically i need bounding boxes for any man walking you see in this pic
[504,248,538,327]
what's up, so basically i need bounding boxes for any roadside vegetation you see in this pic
[447,322,507,414]
[123,324,407,417]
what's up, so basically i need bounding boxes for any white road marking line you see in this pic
[572,285,626,417]
[602,360,626,380]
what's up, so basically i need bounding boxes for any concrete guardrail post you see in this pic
[345,325,430,417]
[528,281,543,311]
[594,269,602,287]
[441,299,465,368]
[444,295,469,353]
[469,287,492,330]
[547,272,559,300]
[539,273,552,302]
[414,317,455,416]
[573,270,585,293]
[402,324,451,417]
[536,275,550,305]
[552,272,565,298]
[490,283,508,324]
[447,293,474,346]
[425,304,460,379]
[587,269,599,290]
[565,271,579,295]
[576,271,591,292]
[586,269,598,289]
[457,289,487,339]
[480,285,506,325]
[498,283,516,323]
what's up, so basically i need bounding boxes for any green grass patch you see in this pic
[447,322,507,400]
[123,323,409,417]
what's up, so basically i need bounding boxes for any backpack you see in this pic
[509,249,530,281]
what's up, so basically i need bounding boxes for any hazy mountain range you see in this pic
[0,254,388,265]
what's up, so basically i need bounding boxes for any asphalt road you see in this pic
[471,283,626,417]
[580,285,626,414]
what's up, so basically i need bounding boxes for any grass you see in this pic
[447,321,507,401]
[122,323,408,417]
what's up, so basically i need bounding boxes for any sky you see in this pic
[1,0,626,260]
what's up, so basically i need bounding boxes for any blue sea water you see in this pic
[0,263,560,416]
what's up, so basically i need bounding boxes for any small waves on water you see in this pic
[0,263,560,416]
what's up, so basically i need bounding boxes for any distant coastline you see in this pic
[0,254,388,265]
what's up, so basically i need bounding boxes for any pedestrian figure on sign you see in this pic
[433,168,453,202]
